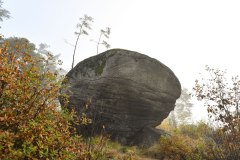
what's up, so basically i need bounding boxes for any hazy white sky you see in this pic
[2,0,240,121]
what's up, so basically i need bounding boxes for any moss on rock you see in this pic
[95,59,106,76]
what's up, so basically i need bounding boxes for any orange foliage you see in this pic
[0,40,86,159]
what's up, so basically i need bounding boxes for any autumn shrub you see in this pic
[104,141,145,160]
[177,122,212,139]
[193,66,240,160]
[206,126,240,160]
[147,123,211,160]
[150,121,240,160]
[0,40,89,159]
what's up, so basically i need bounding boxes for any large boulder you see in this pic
[60,49,181,146]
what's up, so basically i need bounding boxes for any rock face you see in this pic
[60,49,181,146]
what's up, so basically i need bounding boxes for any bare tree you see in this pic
[193,65,240,132]
[92,27,111,54]
[193,66,240,160]
[72,14,93,69]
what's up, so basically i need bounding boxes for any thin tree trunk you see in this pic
[97,33,102,54]
[71,26,83,69]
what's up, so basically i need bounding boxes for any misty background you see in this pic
[2,0,240,122]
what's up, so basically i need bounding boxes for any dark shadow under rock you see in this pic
[130,126,170,147]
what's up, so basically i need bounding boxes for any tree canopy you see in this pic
[0,0,10,27]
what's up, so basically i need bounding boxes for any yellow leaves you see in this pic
[81,113,92,125]
[149,122,240,160]
[158,118,175,132]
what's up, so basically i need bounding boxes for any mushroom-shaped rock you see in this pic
[60,49,181,146]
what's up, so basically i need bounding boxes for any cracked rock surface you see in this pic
[60,49,181,146]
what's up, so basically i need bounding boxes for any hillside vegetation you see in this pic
[1,38,240,160]
[1,0,239,159]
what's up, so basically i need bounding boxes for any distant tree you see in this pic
[3,37,37,56]
[36,43,66,75]
[0,0,10,26]
[193,66,240,132]
[72,14,93,69]
[2,37,66,75]
[94,27,111,54]
[175,88,193,124]
[168,88,193,127]
[168,112,177,128]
